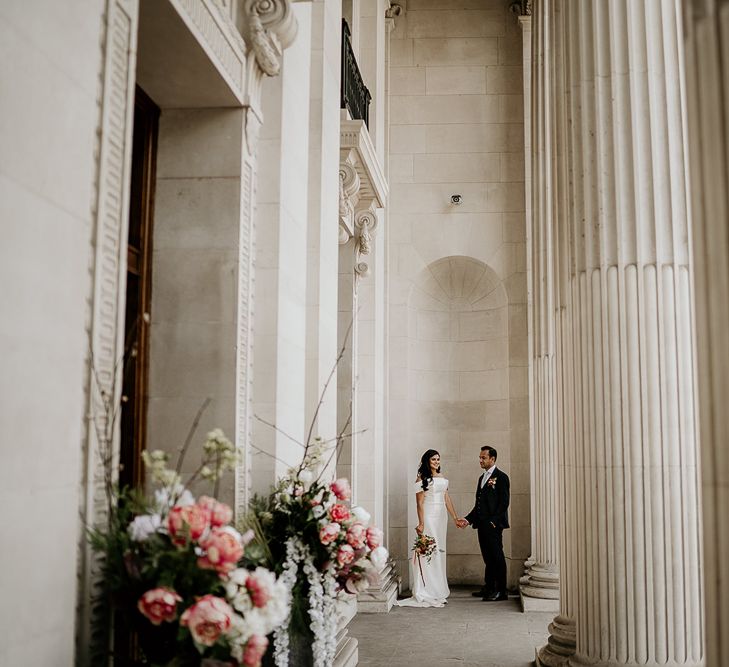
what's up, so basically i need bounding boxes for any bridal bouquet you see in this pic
[241,438,388,666]
[412,533,438,564]
[88,430,290,666]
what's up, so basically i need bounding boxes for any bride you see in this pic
[396,449,463,608]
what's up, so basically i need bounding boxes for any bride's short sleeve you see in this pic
[413,480,425,493]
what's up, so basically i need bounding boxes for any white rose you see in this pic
[351,506,371,526]
[312,505,325,519]
[127,514,161,542]
[369,546,389,570]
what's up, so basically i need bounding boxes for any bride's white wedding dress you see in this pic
[396,477,450,608]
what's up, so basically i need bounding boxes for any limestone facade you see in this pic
[4,0,729,665]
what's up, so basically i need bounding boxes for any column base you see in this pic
[520,563,559,612]
[357,560,399,613]
[536,615,576,667]
[567,657,703,667]
[334,593,359,667]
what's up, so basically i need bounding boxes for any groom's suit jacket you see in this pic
[464,467,510,530]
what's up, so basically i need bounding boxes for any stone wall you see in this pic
[386,0,528,588]
[0,1,106,662]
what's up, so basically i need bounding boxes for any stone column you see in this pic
[682,1,729,664]
[519,3,561,614]
[546,1,703,665]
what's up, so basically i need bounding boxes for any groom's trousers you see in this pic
[477,525,507,595]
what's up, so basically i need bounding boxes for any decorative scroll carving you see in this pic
[241,0,297,78]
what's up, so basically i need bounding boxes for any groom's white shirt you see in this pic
[480,464,497,488]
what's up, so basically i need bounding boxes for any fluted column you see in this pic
[520,2,560,613]
[682,1,729,665]
[546,1,703,665]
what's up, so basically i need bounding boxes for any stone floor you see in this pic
[350,587,552,667]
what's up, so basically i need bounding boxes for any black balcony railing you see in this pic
[341,20,372,128]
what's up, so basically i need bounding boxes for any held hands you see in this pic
[455,518,469,529]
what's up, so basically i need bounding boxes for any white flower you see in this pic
[312,505,325,519]
[154,485,194,512]
[127,513,161,541]
[351,506,371,526]
[370,546,389,570]
[299,469,314,486]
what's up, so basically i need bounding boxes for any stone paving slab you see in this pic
[350,587,552,667]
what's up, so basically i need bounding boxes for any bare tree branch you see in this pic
[253,414,305,449]
[176,397,212,474]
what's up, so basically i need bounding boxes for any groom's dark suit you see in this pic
[465,467,510,597]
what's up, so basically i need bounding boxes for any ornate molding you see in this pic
[338,161,360,243]
[385,2,404,32]
[174,0,247,95]
[508,0,531,16]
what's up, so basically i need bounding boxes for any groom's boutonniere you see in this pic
[487,477,497,489]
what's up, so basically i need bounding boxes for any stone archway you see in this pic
[396,255,529,589]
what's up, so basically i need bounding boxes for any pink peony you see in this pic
[337,544,355,567]
[246,573,270,608]
[198,527,244,573]
[365,526,382,550]
[330,503,351,523]
[346,522,367,549]
[167,504,210,546]
[137,587,182,625]
[243,635,269,667]
[197,496,233,527]
[180,595,233,647]
[319,522,341,545]
[330,478,351,501]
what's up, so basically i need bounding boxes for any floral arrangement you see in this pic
[241,437,388,667]
[89,429,289,666]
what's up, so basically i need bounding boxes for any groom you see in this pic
[457,446,510,601]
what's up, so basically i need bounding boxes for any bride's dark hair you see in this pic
[417,449,441,491]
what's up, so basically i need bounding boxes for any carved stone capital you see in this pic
[385,2,403,32]
[241,0,297,77]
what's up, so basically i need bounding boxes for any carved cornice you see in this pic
[340,118,388,210]
[173,0,248,96]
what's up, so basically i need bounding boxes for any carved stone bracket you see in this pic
[339,118,387,276]
[385,2,403,32]
[339,161,360,244]
[240,0,298,77]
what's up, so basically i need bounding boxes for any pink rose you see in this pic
[366,526,382,549]
[137,587,182,625]
[337,544,355,567]
[330,503,351,523]
[180,595,233,647]
[246,573,270,608]
[243,635,269,667]
[319,522,341,545]
[167,504,210,546]
[346,522,367,549]
[330,478,351,501]
[198,527,244,573]
[197,496,233,527]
